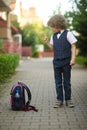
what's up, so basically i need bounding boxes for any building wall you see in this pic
[0,27,11,39]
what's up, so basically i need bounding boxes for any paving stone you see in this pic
[0,58,87,130]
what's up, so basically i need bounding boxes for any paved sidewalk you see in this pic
[0,58,87,130]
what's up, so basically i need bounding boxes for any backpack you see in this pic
[10,82,38,112]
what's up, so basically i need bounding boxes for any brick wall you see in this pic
[22,47,53,57]
[3,40,21,56]
[43,50,53,57]
[22,46,32,57]
[2,43,53,58]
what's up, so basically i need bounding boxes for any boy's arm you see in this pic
[44,36,53,50]
[70,43,76,66]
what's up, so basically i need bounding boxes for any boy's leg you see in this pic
[63,64,74,108]
[62,64,71,101]
[53,66,63,102]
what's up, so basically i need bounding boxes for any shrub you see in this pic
[0,54,19,82]
[76,56,87,67]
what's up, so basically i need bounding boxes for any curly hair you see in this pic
[47,14,67,29]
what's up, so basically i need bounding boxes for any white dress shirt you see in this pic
[50,30,77,45]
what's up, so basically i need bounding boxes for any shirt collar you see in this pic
[60,30,64,34]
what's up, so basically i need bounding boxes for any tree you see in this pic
[12,19,52,57]
[65,0,87,56]
[21,22,52,57]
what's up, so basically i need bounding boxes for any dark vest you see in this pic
[53,30,71,60]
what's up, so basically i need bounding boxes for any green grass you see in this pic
[76,56,87,67]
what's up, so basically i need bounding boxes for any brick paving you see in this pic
[0,57,87,130]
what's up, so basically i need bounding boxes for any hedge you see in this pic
[0,54,19,82]
[76,56,87,67]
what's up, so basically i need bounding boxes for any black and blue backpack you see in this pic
[10,82,38,112]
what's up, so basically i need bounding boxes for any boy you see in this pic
[44,15,77,108]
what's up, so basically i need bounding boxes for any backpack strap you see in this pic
[23,104,38,112]
[18,82,31,104]
[18,82,38,112]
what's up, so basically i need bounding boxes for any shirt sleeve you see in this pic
[50,35,53,45]
[67,31,77,44]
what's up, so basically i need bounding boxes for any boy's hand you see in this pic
[44,36,49,44]
[44,35,53,50]
[70,59,76,66]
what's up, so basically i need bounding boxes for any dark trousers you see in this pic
[53,61,71,102]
